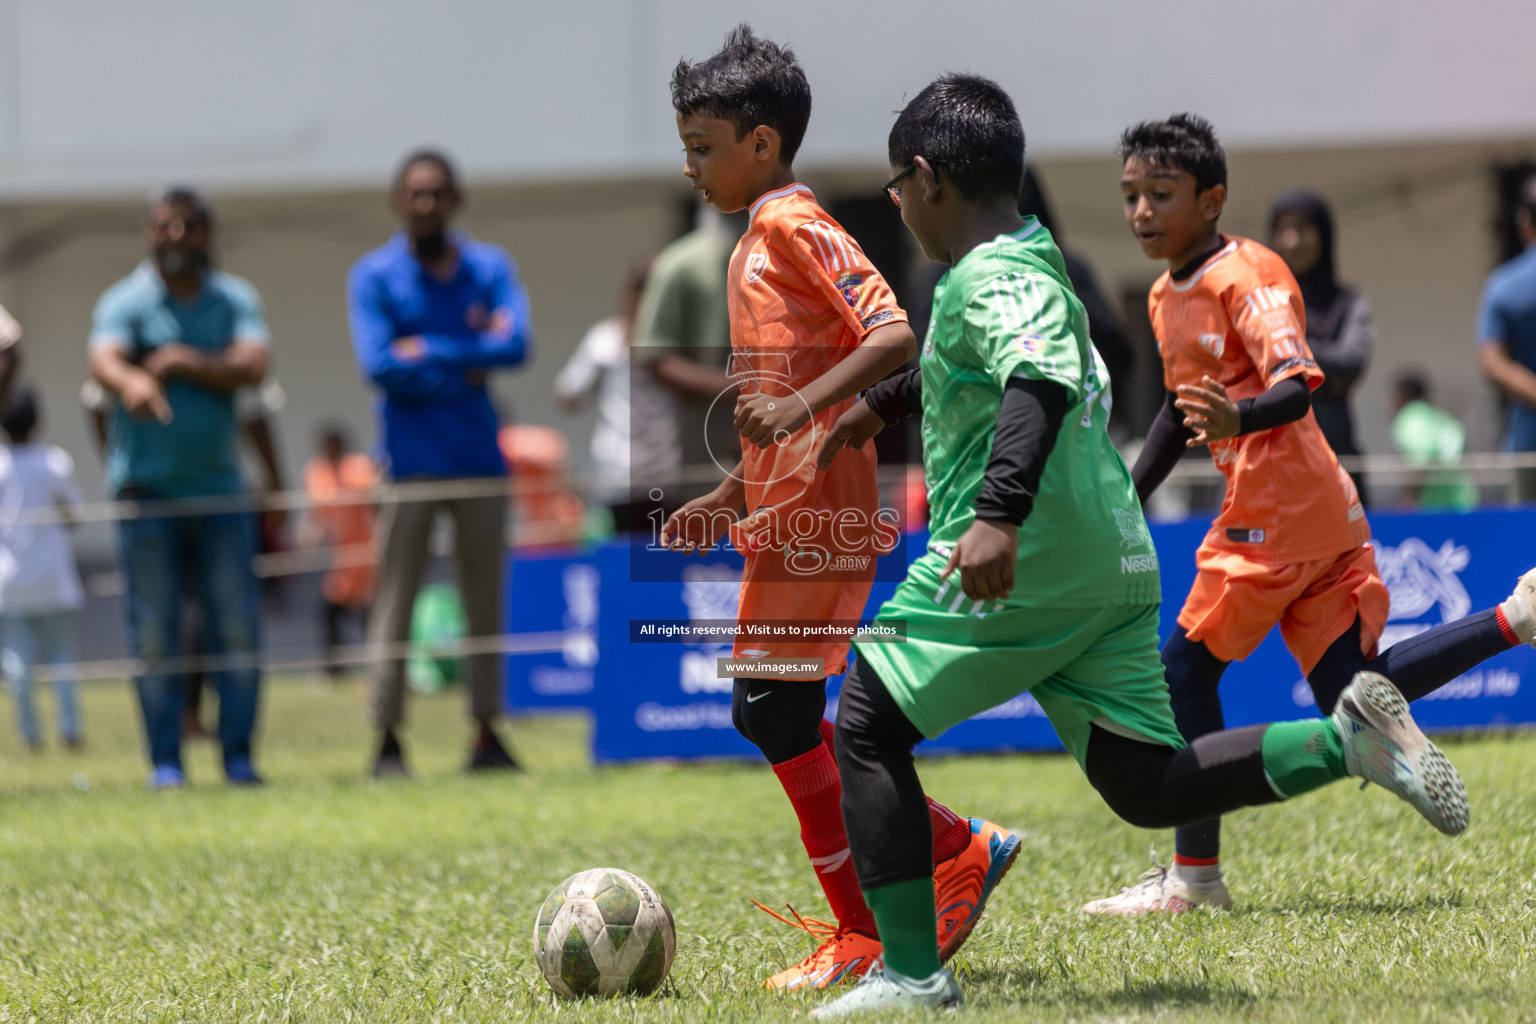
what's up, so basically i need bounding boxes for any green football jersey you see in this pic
[917,218,1158,607]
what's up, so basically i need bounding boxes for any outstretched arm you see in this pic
[1132,391,1193,505]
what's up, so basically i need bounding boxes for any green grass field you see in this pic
[0,679,1533,1023]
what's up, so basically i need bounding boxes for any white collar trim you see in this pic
[1167,239,1237,292]
[749,183,813,222]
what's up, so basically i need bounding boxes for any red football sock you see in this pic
[816,718,971,864]
[1496,607,1522,647]
[772,744,877,936]
[1174,853,1220,867]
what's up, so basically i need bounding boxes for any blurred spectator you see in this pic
[0,389,85,752]
[81,374,288,739]
[1391,373,1476,512]
[0,301,21,416]
[301,426,378,680]
[87,185,268,790]
[498,425,586,547]
[556,254,659,530]
[1269,189,1373,500]
[347,149,530,778]
[628,208,741,512]
[1477,175,1536,501]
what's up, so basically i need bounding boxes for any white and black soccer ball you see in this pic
[533,867,676,998]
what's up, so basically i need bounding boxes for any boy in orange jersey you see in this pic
[657,26,1020,990]
[1085,114,1536,915]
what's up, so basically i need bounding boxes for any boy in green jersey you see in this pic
[807,74,1470,1019]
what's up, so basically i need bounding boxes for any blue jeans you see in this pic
[2,611,81,746]
[118,508,262,771]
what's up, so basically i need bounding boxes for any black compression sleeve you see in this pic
[1235,375,1310,435]
[973,377,1070,526]
[861,364,921,425]
[1131,391,1192,505]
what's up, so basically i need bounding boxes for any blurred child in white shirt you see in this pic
[0,389,85,751]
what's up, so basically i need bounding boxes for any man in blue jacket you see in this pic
[348,150,531,777]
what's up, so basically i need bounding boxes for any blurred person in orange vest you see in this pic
[302,426,378,679]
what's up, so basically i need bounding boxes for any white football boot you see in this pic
[1332,671,1470,836]
[1081,853,1232,916]
[810,963,962,1018]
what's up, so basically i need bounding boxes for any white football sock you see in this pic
[1173,861,1223,887]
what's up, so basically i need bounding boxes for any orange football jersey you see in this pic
[1149,236,1367,564]
[725,183,907,679]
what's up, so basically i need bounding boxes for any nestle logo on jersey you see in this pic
[1120,553,1158,574]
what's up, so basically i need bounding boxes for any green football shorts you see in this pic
[853,557,1183,768]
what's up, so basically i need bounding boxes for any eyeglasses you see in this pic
[884,163,916,207]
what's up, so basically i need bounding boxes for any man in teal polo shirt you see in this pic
[88,186,269,790]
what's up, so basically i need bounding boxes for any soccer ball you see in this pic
[533,867,676,998]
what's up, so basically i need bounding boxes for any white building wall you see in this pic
[0,0,1532,198]
[0,0,1532,558]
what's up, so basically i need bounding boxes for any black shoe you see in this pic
[372,729,410,779]
[467,724,520,772]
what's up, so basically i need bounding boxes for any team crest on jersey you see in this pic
[835,271,864,308]
[1198,333,1225,358]
[1012,332,1047,356]
[744,251,769,284]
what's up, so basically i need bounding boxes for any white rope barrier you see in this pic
[9,451,1536,530]
[30,630,573,685]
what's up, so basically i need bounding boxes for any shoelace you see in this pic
[1122,847,1171,893]
[751,901,840,943]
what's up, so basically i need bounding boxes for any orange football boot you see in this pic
[755,903,883,991]
[934,817,1022,961]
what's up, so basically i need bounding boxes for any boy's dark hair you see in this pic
[2,387,38,443]
[394,148,460,193]
[1396,372,1429,404]
[888,74,1024,203]
[1119,114,1227,194]
[671,24,811,164]
[318,423,350,452]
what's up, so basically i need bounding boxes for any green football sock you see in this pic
[863,877,940,979]
[1260,718,1347,798]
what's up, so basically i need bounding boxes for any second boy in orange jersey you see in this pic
[1085,114,1536,915]
[657,26,1020,990]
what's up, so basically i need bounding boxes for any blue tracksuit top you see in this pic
[347,231,532,478]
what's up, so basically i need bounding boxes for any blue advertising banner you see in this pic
[536,506,1536,761]
[1185,508,1536,730]
[503,549,601,712]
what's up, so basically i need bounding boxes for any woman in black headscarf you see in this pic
[1268,190,1374,497]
